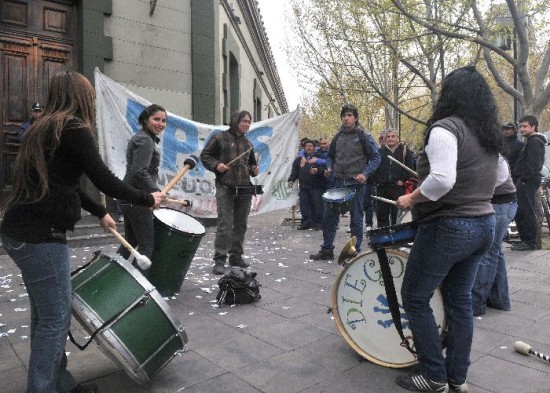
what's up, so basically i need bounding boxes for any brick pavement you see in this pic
[1,209,549,393]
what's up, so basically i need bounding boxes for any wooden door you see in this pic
[0,0,78,197]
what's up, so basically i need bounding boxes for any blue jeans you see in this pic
[401,215,495,384]
[472,202,517,315]
[1,235,77,393]
[321,180,366,252]
[515,176,541,247]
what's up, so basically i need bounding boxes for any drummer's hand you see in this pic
[396,194,414,210]
[216,163,229,173]
[99,214,117,232]
[299,157,307,167]
[250,164,259,176]
[287,181,294,188]
[324,168,333,177]
[355,174,367,184]
[151,191,167,209]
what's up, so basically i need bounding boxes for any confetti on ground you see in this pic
[218,312,227,316]
[236,324,247,329]
[14,308,27,312]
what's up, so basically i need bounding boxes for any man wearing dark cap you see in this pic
[17,102,43,141]
[501,122,523,181]
[309,104,380,260]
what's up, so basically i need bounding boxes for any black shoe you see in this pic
[309,250,334,260]
[71,382,99,393]
[449,381,468,392]
[212,261,225,275]
[396,373,449,392]
[313,226,322,230]
[229,258,250,268]
[297,225,311,230]
[510,242,536,251]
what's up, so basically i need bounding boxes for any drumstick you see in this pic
[226,149,252,167]
[108,227,152,270]
[387,155,418,178]
[372,195,397,205]
[164,198,192,207]
[162,155,198,194]
[514,341,550,364]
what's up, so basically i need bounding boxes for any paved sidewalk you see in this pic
[1,209,549,393]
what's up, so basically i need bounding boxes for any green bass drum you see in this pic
[71,253,187,385]
[149,207,206,296]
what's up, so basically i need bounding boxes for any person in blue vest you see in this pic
[288,139,325,230]
[309,104,380,260]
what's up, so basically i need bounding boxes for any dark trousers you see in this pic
[363,182,375,227]
[299,187,324,228]
[515,176,541,247]
[119,204,155,266]
[376,184,404,228]
[214,182,252,263]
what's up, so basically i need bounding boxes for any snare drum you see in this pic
[149,208,206,296]
[322,188,356,214]
[367,222,417,249]
[332,248,446,368]
[71,253,187,385]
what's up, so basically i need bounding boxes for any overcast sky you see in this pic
[256,0,300,111]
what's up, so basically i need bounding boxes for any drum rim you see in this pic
[153,207,206,236]
[331,248,446,368]
[71,253,188,383]
[322,187,356,202]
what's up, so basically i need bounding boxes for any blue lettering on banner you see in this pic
[126,100,274,178]
[247,126,272,173]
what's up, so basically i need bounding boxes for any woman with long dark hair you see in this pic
[0,71,165,393]
[118,104,167,270]
[395,66,504,392]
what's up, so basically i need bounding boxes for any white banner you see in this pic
[94,69,299,218]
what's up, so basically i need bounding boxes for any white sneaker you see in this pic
[366,225,372,231]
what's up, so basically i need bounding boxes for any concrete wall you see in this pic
[103,0,192,118]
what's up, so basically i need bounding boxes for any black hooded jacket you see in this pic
[513,133,547,182]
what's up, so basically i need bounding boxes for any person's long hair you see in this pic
[426,66,502,153]
[3,71,95,208]
[228,110,252,133]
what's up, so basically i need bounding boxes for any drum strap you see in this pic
[375,248,416,356]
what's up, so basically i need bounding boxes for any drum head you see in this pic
[322,187,355,203]
[331,248,446,368]
[154,207,205,235]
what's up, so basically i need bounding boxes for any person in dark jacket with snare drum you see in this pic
[201,110,259,274]
[0,71,165,393]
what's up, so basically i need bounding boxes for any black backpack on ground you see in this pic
[216,268,261,306]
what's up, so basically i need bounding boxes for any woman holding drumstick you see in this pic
[394,67,506,392]
[0,71,165,393]
[118,104,167,272]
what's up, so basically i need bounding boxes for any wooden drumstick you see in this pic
[372,195,397,205]
[226,148,252,167]
[108,227,152,270]
[515,341,550,364]
[164,198,192,207]
[387,155,418,178]
[162,155,198,194]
